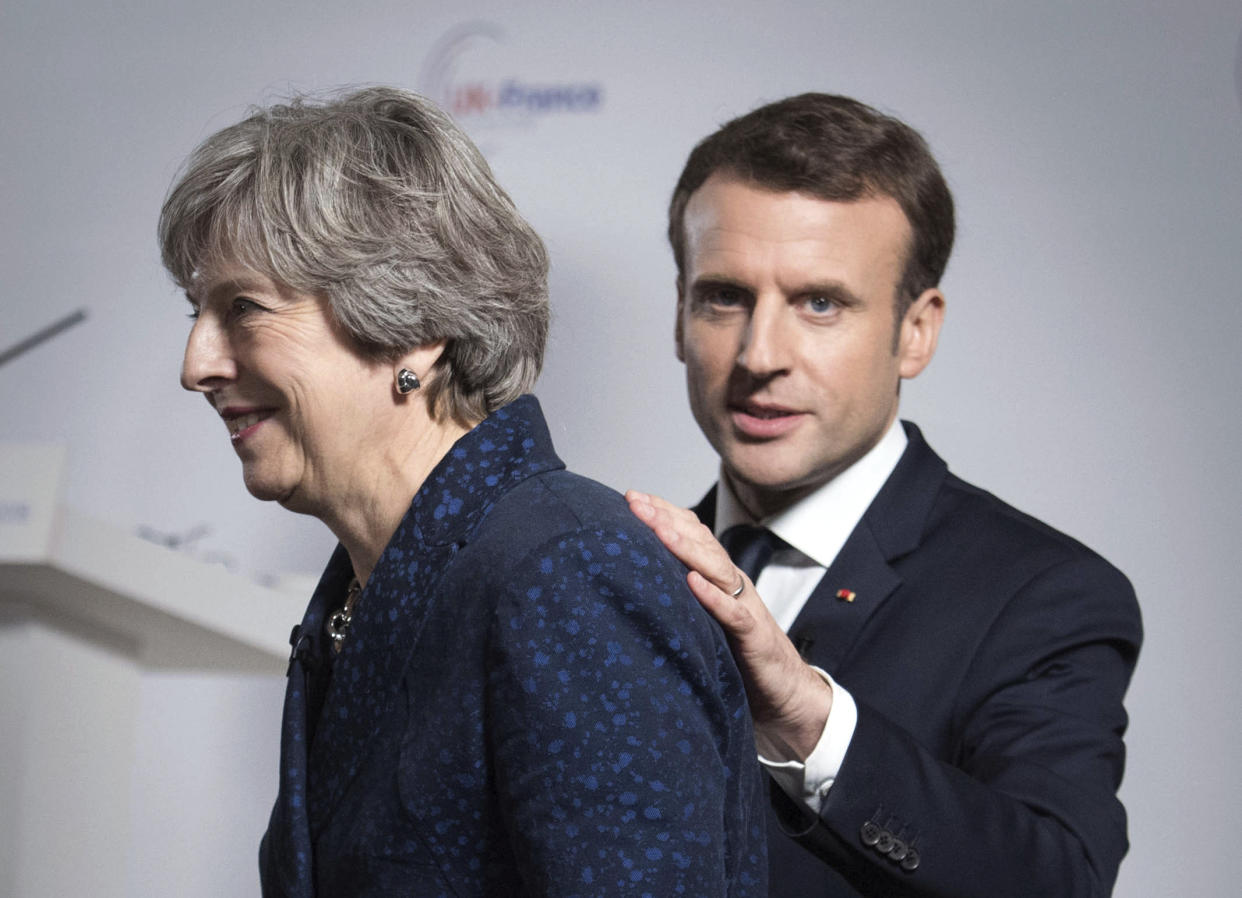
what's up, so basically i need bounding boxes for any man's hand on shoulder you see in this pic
[626,489,833,761]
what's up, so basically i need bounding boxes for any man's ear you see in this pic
[674,278,686,363]
[897,288,945,380]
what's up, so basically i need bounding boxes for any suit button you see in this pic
[875,830,895,853]
[901,847,921,871]
[887,838,908,862]
[860,822,881,846]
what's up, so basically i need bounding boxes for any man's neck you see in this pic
[724,406,906,520]
[715,419,909,569]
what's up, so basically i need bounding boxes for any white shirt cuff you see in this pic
[758,668,858,815]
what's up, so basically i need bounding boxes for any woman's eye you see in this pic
[231,297,261,317]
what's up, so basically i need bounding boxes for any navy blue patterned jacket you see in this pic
[260,395,766,897]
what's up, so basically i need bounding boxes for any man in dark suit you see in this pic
[629,93,1141,896]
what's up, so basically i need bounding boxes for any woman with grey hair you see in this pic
[162,87,764,897]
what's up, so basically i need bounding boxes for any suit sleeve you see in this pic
[484,526,766,897]
[778,553,1141,898]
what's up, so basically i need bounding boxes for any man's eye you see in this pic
[806,295,835,313]
[704,287,745,307]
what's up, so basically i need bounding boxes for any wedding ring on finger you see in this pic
[729,575,745,598]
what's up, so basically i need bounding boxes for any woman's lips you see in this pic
[220,408,275,443]
[729,402,804,438]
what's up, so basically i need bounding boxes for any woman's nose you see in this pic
[180,317,235,392]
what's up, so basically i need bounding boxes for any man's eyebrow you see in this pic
[793,282,864,306]
[689,275,753,292]
[690,276,864,306]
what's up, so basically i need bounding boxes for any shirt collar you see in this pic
[714,419,908,569]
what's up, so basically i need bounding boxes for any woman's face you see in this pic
[181,264,394,515]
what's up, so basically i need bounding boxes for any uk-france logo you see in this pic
[419,22,604,129]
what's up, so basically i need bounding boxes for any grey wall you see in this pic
[3,1,1239,894]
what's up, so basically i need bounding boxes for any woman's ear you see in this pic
[393,340,448,396]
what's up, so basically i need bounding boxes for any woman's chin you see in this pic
[241,468,295,505]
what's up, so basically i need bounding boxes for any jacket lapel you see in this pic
[304,535,457,833]
[261,548,351,897]
[788,525,902,672]
[260,658,317,898]
[789,422,947,673]
[303,396,564,834]
[697,422,949,675]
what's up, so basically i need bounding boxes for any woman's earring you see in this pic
[395,368,421,394]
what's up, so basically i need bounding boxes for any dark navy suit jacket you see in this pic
[698,422,1141,898]
[260,396,766,897]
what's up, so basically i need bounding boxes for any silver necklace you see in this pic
[325,578,362,654]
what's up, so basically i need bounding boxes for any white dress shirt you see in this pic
[713,419,908,813]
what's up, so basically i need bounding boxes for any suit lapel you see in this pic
[789,422,948,673]
[788,524,902,672]
[698,422,950,675]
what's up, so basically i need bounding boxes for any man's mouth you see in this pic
[729,401,804,437]
[730,398,798,418]
[738,404,794,420]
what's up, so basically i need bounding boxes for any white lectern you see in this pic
[0,445,305,898]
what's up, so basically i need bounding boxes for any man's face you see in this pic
[676,174,941,518]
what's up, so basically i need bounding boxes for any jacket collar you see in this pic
[856,421,946,563]
[397,393,565,549]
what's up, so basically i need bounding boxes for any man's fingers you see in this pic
[687,570,756,635]
[627,489,741,590]
[628,489,693,520]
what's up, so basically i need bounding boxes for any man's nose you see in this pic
[736,296,789,376]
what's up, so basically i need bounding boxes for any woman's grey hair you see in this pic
[159,86,550,424]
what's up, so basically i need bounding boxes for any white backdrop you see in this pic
[3,1,1240,894]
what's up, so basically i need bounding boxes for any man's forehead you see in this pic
[682,177,911,281]
[686,173,909,230]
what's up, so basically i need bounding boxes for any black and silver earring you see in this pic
[395,368,421,394]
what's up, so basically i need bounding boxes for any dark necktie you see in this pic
[721,524,823,661]
[721,524,787,583]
